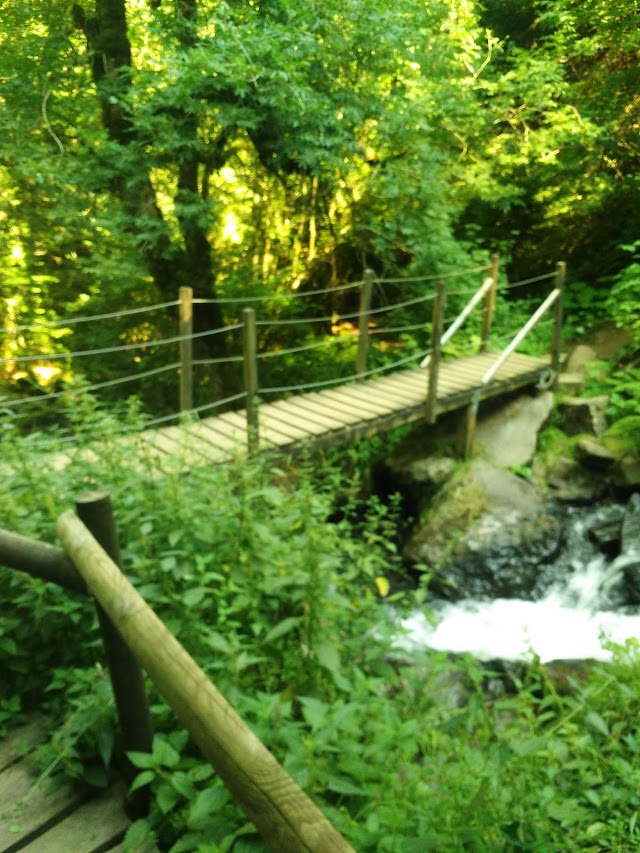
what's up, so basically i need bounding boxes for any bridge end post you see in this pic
[480,253,499,353]
[551,261,566,387]
[356,269,374,380]
[242,307,260,454]
[75,491,154,818]
[426,281,446,424]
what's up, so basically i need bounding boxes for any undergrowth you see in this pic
[1,401,640,851]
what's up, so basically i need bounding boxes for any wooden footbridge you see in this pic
[0,718,152,853]
[5,257,566,468]
[146,348,555,464]
[137,260,565,465]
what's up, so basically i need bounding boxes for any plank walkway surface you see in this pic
[0,718,157,853]
[138,350,552,465]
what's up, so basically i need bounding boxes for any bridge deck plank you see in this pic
[144,350,551,462]
[0,717,159,853]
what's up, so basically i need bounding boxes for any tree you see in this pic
[1,0,502,411]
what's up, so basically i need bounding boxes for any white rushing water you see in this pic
[395,508,640,663]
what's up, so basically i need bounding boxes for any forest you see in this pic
[2,1,640,851]
[1,0,639,415]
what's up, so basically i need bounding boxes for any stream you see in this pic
[395,501,640,663]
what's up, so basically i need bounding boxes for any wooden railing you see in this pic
[0,492,354,853]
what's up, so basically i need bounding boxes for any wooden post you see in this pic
[426,281,446,424]
[356,269,374,379]
[57,511,356,853]
[242,307,259,453]
[179,286,193,416]
[551,261,566,384]
[456,389,480,459]
[0,528,86,594]
[75,492,154,818]
[480,253,499,352]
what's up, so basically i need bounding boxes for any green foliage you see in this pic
[583,360,640,421]
[3,404,640,849]
[608,242,640,351]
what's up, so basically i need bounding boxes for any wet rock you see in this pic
[543,659,599,694]
[610,494,640,604]
[373,419,461,513]
[618,460,640,487]
[556,372,586,393]
[564,344,598,374]
[402,456,458,487]
[622,561,640,605]
[621,493,640,553]
[586,505,624,555]
[541,457,608,502]
[575,436,617,470]
[559,396,609,437]
[474,391,554,468]
[403,459,561,600]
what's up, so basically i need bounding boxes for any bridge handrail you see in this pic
[419,276,495,368]
[482,287,561,385]
[0,494,355,851]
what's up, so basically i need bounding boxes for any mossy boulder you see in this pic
[403,459,561,600]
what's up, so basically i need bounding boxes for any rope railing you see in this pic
[375,263,491,285]
[192,355,244,366]
[0,326,234,367]
[193,279,364,305]
[368,323,426,336]
[0,300,181,336]
[2,255,565,455]
[256,311,359,327]
[258,345,431,398]
[140,391,249,429]
[0,362,182,410]
[499,271,557,291]
[257,332,359,361]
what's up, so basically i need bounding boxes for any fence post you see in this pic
[426,281,446,424]
[551,261,566,386]
[356,269,374,380]
[480,253,499,352]
[242,307,259,453]
[179,286,193,416]
[75,491,154,818]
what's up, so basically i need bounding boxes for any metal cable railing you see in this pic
[193,279,363,304]
[1,259,564,449]
[1,362,182,409]
[0,300,180,336]
[0,326,235,367]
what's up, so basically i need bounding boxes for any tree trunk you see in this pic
[73,0,234,393]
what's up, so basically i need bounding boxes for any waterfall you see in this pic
[395,503,640,663]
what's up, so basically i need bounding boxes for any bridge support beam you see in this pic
[456,390,481,459]
[179,286,193,416]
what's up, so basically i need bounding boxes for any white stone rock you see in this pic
[474,392,554,468]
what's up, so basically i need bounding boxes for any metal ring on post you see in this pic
[535,368,556,391]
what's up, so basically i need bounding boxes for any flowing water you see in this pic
[395,503,640,663]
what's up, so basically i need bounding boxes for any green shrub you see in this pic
[3,405,640,850]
